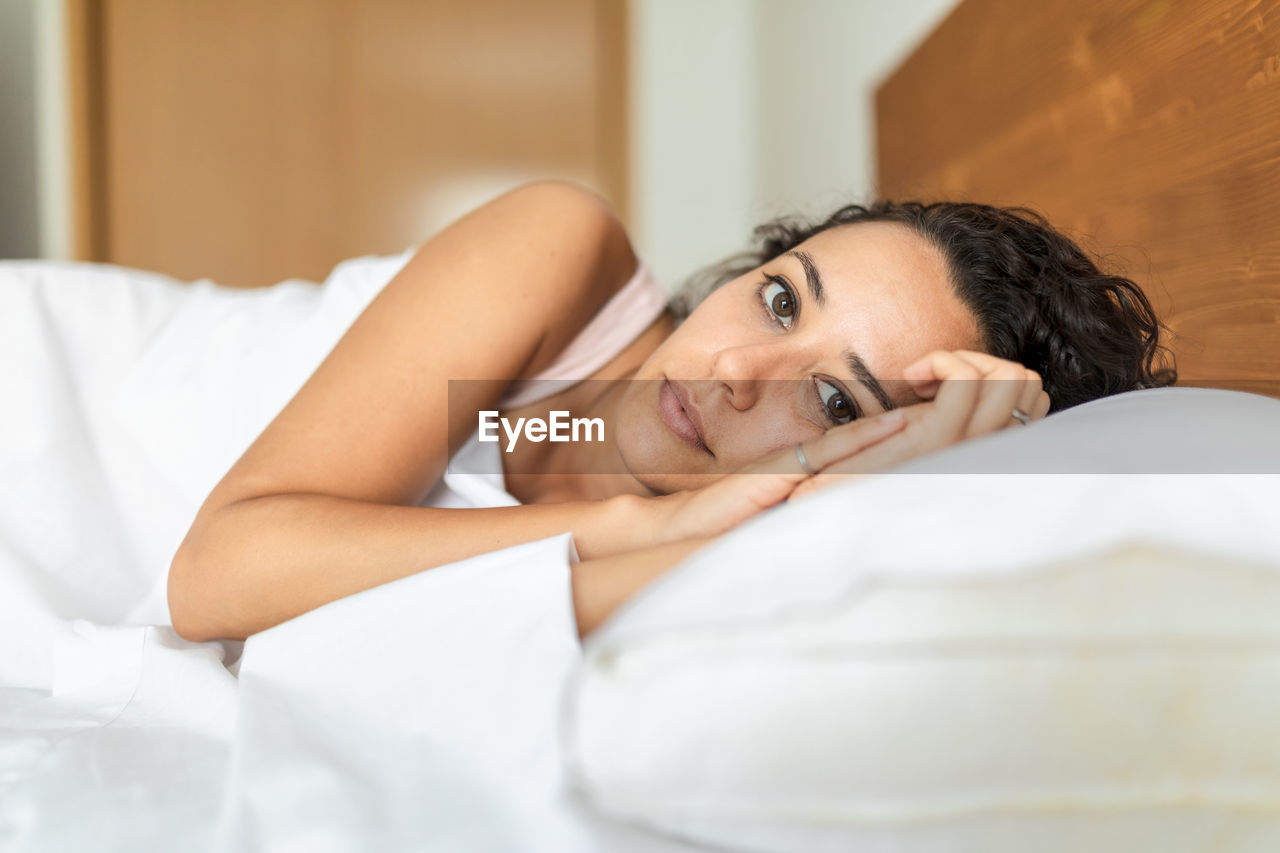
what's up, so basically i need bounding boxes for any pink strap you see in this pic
[498,258,667,409]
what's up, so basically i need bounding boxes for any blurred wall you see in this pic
[0,0,40,259]
[629,0,959,290]
[753,0,960,220]
[627,0,759,295]
[3,0,960,284]
[0,0,70,261]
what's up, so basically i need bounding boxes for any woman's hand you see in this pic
[639,350,1048,543]
[789,349,1050,498]
[646,409,909,545]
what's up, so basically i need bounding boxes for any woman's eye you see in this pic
[815,378,855,425]
[761,280,796,328]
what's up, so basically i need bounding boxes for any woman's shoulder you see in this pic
[191,180,641,513]
[500,181,643,380]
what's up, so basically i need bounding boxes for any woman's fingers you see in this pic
[945,351,1049,432]
[914,351,982,442]
[1014,371,1051,424]
[908,349,1051,434]
[797,409,906,471]
[666,407,909,542]
[789,351,1054,502]
[789,426,920,498]
[1028,386,1052,420]
[788,469,858,500]
[963,360,1034,435]
[791,417,924,496]
[905,349,997,396]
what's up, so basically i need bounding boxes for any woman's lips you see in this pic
[659,378,711,454]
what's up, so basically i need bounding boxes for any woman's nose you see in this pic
[711,344,789,411]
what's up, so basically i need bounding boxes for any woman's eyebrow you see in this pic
[783,250,894,411]
[844,349,897,412]
[784,250,825,308]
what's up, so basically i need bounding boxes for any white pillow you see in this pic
[565,388,1280,853]
[886,385,1280,474]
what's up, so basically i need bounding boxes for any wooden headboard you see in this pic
[876,0,1280,395]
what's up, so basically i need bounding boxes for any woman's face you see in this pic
[615,221,982,492]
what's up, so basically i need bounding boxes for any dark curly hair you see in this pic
[673,200,1177,412]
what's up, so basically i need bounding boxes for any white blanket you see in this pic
[0,258,700,852]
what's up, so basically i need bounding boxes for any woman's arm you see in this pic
[168,181,661,642]
[571,537,713,637]
[171,492,670,642]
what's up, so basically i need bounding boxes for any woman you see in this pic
[168,180,1175,642]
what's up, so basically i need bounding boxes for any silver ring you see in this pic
[794,442,818,475]
[1010,407,1031,426]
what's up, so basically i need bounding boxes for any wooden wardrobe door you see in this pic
[69,0,627,287]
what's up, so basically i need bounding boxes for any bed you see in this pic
[3,1,1280,852]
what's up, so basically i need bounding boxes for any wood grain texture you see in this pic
[877,0,1280,392]
[74,0,627,288]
